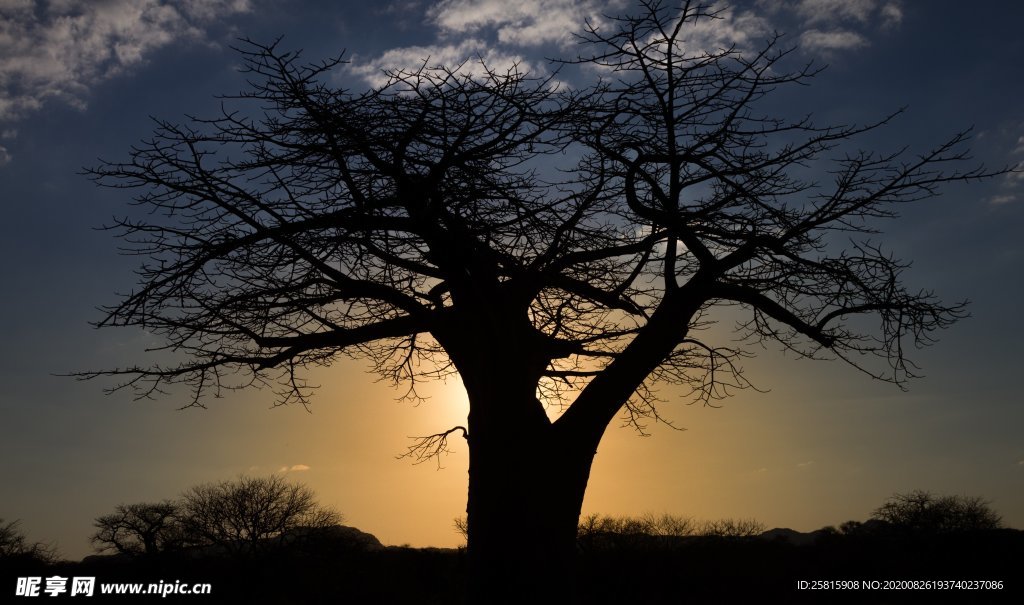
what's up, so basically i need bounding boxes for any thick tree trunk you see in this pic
[463,402,597,604]
[436,309,606,603]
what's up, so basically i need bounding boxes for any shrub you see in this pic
[871,490,1002,533]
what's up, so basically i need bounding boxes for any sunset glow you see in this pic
[1,1,1022,567]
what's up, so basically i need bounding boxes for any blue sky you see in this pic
[1,0,1023,559]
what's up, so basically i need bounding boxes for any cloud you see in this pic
[800,29,869,52]
[350,38,543,88]
[792,0,877,26]
[279,464,311,473]
[427,0,621,48]
[796,460,815,468]
[759,0,901,52]
[351,0,621,88]
[0,0,251,122]
[0,144,10,167]
[374,0,426,31]
[663,7,772,57]
[765,0,902,29]
[1006,168,1024,186]
[427,1,774,55]
[360,0,901,89]
[988,194,1016,206]
[354,2,771,88]
[879,2,903,27]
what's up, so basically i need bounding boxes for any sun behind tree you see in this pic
[78,1,1006,601]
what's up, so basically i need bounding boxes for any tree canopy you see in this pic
[83,8,987,423]
[180,475,342,556]
[91,501,182,556]
[872,490,1003,533]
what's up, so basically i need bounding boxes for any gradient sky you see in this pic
[1,0,1022,561]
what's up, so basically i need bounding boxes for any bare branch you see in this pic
[398,426,469,469]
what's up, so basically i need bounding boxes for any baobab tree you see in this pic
[91,501,183,556]
[80,1,1001,601]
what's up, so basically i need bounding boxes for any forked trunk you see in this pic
[439,314,605,603]
[464,416,596,604]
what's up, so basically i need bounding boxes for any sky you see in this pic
[1,0,1022,560]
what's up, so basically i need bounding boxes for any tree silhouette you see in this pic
[871,490,1003,533]
[0,518,57,565]
[179,475,342,557]
[79,1,1004,601]
[90,501,183,556]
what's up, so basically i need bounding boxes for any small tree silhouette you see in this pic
[179,475,342,556]
[0,518,57,564]
[90,501,184,556]
[871,490,1003,533]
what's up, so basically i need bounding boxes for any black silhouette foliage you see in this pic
[871,490,1003,533]
[179,475,342,556]
[0,519,57,564]
[90,501,184,556]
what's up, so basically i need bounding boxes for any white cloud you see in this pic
[789,0,902,28]
[800,29,869,52]
[179,0,250,21]
[0,0,250,122]
[793,0,876,25]
[361,0,898,90]
[987,150,1023,204]
[279,464,311,473]
[426,1,772,55]
[758,0,901,51]
[879,2,903,27]
[427,0,622,48]
[350,38,542,88]
[684,8,772,55]
[1007,168,1024,186]
[0,128,13,163]
[354,2,773,88]
[796,460,815,468]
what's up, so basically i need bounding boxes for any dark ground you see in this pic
[3,527,1021,603]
